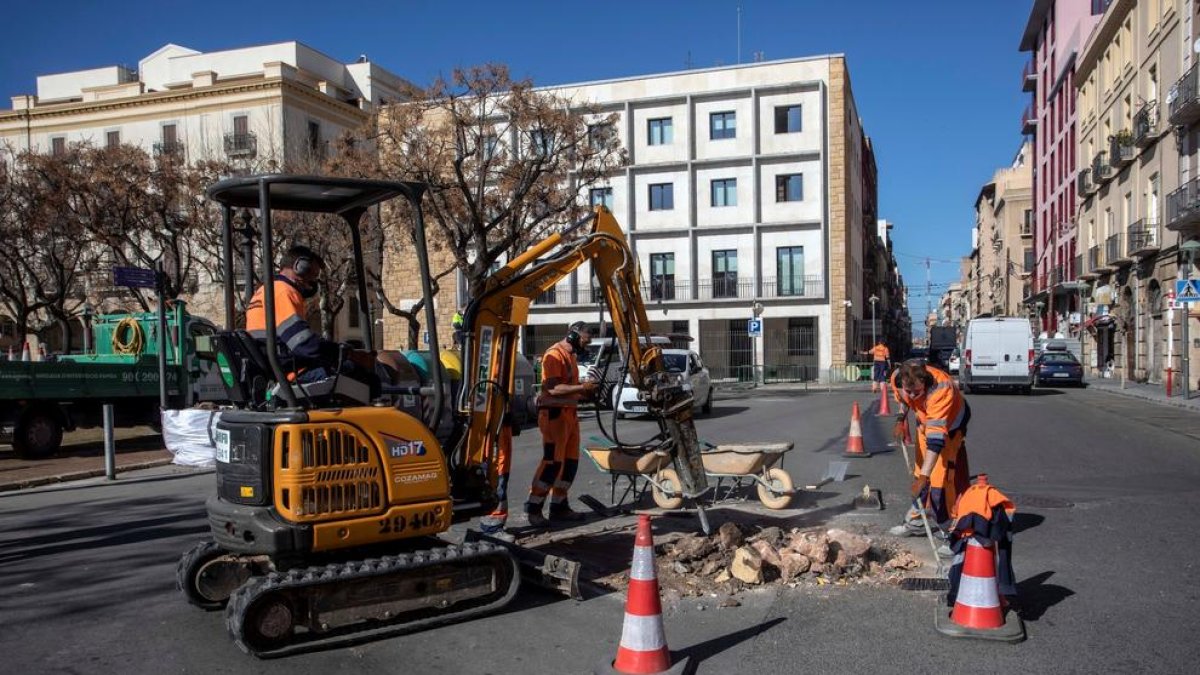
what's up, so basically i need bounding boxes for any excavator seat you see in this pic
[209,330,371,408]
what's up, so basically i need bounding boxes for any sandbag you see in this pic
[161,408,220,468]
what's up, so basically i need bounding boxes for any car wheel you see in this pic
[701,389,713,415]
[12,407,64,459]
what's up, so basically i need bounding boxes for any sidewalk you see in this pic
[0,429,175,492]
[1080,377,1200,412]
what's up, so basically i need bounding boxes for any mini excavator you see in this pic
[177,175,709,656]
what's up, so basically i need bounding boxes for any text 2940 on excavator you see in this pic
[177,174,710,656]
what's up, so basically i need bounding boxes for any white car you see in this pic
[947,351,961,375]
[609,349,713,418]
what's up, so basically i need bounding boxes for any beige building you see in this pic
[0,41,408,344]
[1075,0,1192,385]
[970,143,1035,320]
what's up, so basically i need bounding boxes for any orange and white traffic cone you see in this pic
[597,514,690,675]
[935,538,1025,642]
[877,382,892,416]
[20,341,30,362]
[843,401,872,458]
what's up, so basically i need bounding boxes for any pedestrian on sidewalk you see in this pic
[889,361,972,539]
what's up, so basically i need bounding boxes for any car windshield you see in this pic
[662,353,687,373]
[577,344,602,366]
[1041,352,1078,364]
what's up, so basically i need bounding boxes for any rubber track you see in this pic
[225,541,519,658]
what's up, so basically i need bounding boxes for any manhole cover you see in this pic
[900,577,950,592]
[1005,493,1074,509]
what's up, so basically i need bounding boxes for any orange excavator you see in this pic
[178,175,708,656]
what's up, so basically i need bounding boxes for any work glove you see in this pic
[892,419,910,442]
[910,474,930,499]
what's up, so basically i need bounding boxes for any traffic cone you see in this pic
[20,341,30,362]
[877,382,892,416]
[935,538,1025,642]
[843,401,871,458]
[597,514,690,675]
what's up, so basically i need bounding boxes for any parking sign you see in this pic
[747,318,762,337]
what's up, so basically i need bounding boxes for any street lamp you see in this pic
[869,294,879,348]
[1181,238,1200,400]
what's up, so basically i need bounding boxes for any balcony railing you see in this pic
[1127,218,1161,257]
[153,141,185,157]
[224,132,258,158]
[1109,133,1136,167]
[1022,59,1037,93]
[1087,246,1101,275]
[1166,176,1200,231]
[1133,101,1159,147]
[1168,62,1200,126]
[531,276,826,306]
[1091,152,1112,183]
[1077,168,1093,195]
[1074,254,1083,280]
[1105,232,1129,267]
[1021,104,1037,135]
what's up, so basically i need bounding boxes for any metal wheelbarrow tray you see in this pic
[700,442,796,509]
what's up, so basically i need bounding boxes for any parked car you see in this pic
[947,349,961,375]
[1034,348,1085,387]
[611,349,713,418]
[959,316,1035,394]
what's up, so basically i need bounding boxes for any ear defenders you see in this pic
[293,255,313,278]
[565,321,587,349]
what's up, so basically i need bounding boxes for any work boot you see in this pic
[888,523,922,537]
[487,530,517,543]
[526,511,549,528]
[548,503,586,522]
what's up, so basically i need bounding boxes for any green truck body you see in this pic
[0,303,218,457]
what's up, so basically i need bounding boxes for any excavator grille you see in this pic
[275,425,386,522]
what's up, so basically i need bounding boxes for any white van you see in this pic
[960,317,1035,394]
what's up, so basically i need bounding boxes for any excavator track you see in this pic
[225,541,519,658]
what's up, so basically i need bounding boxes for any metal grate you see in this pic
[901,577,951,592]
[282,426,385,520]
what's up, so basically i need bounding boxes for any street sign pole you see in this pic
[156,260,169,410]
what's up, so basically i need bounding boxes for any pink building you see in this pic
[1019,0,1102,333]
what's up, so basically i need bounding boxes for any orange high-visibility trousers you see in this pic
[525,407,580,514]
[480,424,513,533]
[914,429,970,527]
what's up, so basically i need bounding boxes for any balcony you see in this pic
[1091,152,1113,184]
[1166,176,1200,231]
[1127,218,1161,258]
[1105,231,1130,267]
[1077,168,1094,196]
[531,275,828,306]
[224,132,258,158]
[1021,210,1034,237]
[1022,59,1037,93]
[1109,132,1136,168]
[1080,246,1101,280]
[153,141,185,157]
[1021,104,1037,135]
[1074,254,1083,280]
[1168,62,1200,126]
[760,276,825,299]
[1133,101,1159,147]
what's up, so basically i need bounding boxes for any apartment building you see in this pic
[474,56,888,382]
[1075,0,1194,385]
[1020,0,1103,334]
[970,143,1035,320]
[0,41,407,342]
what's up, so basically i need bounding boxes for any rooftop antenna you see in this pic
[737,2,743,65]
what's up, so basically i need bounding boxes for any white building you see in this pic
[504,56,879,381]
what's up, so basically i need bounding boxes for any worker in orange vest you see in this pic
[479,411,518,542]
[889,360,971,539]
[861,340,891,393]
[524,321,599,527]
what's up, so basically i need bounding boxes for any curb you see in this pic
[0,458,177,493]
[1088,385,1200,412]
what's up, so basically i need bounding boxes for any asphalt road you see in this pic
[1,385,1198,674]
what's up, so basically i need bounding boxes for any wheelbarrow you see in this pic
[582,441,678,509]
[693,442,795,510]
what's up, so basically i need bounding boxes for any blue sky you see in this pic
[1,1,1031,330]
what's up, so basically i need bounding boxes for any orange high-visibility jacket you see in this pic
[894,365,967,454]
[244,276,323,362]
[871,344,890,362]
[535,342,582,409]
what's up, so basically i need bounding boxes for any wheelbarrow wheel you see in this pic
[756,467,793,510]
[652,468,685,510]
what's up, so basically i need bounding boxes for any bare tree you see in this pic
[374,64,627,302]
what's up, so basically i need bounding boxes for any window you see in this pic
[776,174,803,202]
[530,129,553,156]
[709,111,736,140]
[649,183,674,211]
[776,246,805,296]
[1023,248,1035,273]
[711,178,737,207]
[649,253,675,300]
[648,117,673,145]
[308,121,321,154]
[162,124,177,146]
[348,295,361,329]
[106,130,120,149]
[775,105,801,133]
[233,115,249,136]
[587,123,614,149]
[51,137,66,157]
[590,187,613,210]
[787,317,816,357]
[712,250,738,298]
[482,134,498,160]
